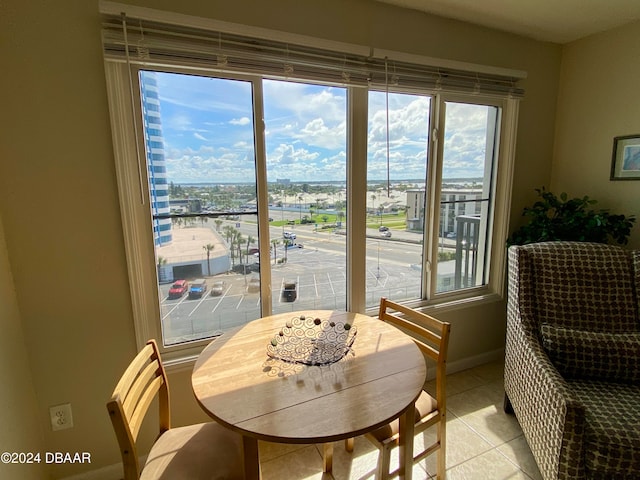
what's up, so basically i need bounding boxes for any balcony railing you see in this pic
[454,215,480,289]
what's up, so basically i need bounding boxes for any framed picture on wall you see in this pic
[611,134,640,180]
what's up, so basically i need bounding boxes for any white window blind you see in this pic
[100,2,525,98]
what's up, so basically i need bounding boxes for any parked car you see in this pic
[378,225,389,232]
[211,280,226,296]
[188,279,207,298]
[168,279,188,299]
[283,231,296,240]
[232,263,260,274]
[380,230,392,238]
[281,281,297,302]
[247,263,260,273]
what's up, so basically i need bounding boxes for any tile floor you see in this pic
[257,360,543,480]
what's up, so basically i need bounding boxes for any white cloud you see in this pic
[194,132,208,141]
[297,118,346,150]
[154,73,491,183]
[230,117,250,126]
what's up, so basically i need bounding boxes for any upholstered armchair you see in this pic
[504,241,640,480]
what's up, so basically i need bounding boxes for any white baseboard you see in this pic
[425,347,505,380]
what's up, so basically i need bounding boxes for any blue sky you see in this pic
[151,71,489,183]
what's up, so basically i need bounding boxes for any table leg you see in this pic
[323,442,333,473]
[242,436,261,480]
[398,403,415,480]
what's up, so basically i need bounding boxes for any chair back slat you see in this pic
[122,361,162,422]
[413,339,440,362]
[112,343,155,403]
[379,297,450,363]
[129,376,164,439]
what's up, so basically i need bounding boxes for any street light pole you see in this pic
[281,189,285,236]
[376,241,380,281]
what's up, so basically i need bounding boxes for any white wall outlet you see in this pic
[50,403,73,431]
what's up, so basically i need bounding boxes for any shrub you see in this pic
[507,188,635,246]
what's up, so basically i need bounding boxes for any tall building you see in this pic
[139,71,172,246]
[405,186,482,233]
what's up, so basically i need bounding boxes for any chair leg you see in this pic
[378,444,392,480]
[503,392,514,414]
[323,443,333,473]
[437,420,446,480]
[345,437,354,453]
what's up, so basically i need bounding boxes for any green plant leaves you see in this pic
[507,187,635,246]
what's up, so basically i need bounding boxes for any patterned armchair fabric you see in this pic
[505,241,640,480]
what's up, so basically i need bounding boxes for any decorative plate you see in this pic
[266,314,357,366]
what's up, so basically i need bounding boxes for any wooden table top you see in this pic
[192,310,426,444]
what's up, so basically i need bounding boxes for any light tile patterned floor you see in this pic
[258,360,543,480]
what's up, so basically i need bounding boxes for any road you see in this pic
[159,213,432,346]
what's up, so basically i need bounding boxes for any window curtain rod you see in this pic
[101,7,525,98]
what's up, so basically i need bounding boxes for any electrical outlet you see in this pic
[50,403,73,431]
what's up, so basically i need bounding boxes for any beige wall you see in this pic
[0,0,562,476]
[0,214,47,479]
[552,20,640,249]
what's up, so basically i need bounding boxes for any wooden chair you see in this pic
[326,298,450,479]
[107,339,244,480]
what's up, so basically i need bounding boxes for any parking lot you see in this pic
[158,233,424,346]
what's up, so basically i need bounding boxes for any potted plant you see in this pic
[507,187,635,246]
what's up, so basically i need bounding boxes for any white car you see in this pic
[380,230,392,238]
[283,231,297,240]
[211,280,227,296]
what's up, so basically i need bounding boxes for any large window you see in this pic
[262,80,348,314]
[364,93,504,308]
[366,91,430,306]
[102,9,521,358]
[140,71,260,346]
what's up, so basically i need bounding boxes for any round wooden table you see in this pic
[192,310,426,479]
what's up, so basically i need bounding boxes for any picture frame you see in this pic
[610,134,640,180]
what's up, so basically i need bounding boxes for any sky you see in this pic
[150,71,492,184]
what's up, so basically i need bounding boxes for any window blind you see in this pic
[101,3,524,97]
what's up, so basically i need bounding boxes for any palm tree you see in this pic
[222,225,235,244]
[271,239,280,264]
[156,256,168,282]
[229,237,237,266]
[283,238,291,263]
[214,219,223,232]
[298,195,304,221]
[157,255,167,270]
[203,244,215,276]
[235,232,244,264]
[246,234,255,257]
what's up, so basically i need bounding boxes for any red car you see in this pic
[168,279,189,299]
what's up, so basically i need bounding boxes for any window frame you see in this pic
[103,54,518,366]
[423,93,516,305]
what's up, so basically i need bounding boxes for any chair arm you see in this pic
[505,307,586,480]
